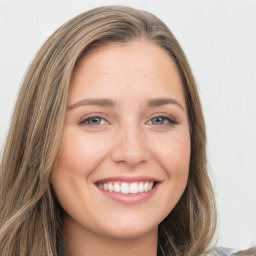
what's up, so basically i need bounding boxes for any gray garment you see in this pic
[207,247,240,256]
[208,247,256,256]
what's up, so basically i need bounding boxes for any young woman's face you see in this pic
[51,42,191,240]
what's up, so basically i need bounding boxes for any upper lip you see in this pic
[95,175,161,184]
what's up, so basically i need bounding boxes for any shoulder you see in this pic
[206,246,256,256]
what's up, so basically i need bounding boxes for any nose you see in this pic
[111,125,149,167]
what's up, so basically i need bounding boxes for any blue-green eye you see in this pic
[148,116,177,125]
[80,116,108,125]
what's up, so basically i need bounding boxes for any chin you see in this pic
[95,214,159,240]
[101,225,158,241]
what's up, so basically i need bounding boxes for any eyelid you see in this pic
[79,113,111,125]
[146,113,178,125]
[78,112,178,126]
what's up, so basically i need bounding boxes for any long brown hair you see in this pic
[0,6,217,256]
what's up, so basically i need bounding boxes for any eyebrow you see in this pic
[67,98,118,109]
[67,97,184,111]
[146,98,185,111]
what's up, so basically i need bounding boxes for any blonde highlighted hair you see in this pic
[0,6,217,256]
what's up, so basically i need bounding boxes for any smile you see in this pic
[96,181,154,194]
[95,177,160,204]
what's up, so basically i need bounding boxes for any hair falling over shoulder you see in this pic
[0,5,217,256]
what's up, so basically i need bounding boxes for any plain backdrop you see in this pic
[0,0,255,249]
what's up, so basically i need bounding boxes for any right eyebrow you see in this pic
[67,98,118,109]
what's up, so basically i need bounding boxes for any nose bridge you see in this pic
[111,121,148,166]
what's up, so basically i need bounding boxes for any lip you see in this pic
[95,176,160,205]
[95,175,161,183]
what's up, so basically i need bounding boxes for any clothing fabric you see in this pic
[208,247,256,256]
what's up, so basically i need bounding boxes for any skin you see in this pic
[51,41,191,256]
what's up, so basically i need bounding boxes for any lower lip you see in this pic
[96,184,159,205]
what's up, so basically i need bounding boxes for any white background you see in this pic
[0,0,255,249]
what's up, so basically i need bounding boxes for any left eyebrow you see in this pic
[146,98,185,111]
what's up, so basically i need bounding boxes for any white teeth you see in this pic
[144,182,149,192]
[99,181,155,194]
[149,181,153,190]
[129,182,139,194]
[121,183,129,194]
[138,182,144,192]
[113,183,121,193]
[108,182,113,192]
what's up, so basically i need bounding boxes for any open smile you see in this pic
[96,181,155,194]
[95,177,160,204]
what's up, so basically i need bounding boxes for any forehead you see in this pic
[69,41,185,105]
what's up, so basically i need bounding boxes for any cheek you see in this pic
[53,129,109,178]
[50,129,107,207]
[150,129,191,176]
[150,130,190,214]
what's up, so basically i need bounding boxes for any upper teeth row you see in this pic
[98,182,154,194]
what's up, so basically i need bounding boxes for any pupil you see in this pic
[90,117,100,124]
[153,117,163,124]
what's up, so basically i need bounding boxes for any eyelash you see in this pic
[79,115,109,126]
[79,114,178,127]
[146,115,178,125]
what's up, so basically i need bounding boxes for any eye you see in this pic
[147,116,177,125]
[80,116,109,126]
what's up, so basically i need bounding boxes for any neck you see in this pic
[62,216,158,256]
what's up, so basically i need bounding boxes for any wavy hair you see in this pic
[0,6,217,256]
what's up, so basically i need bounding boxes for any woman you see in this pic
[0,5,253,256]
